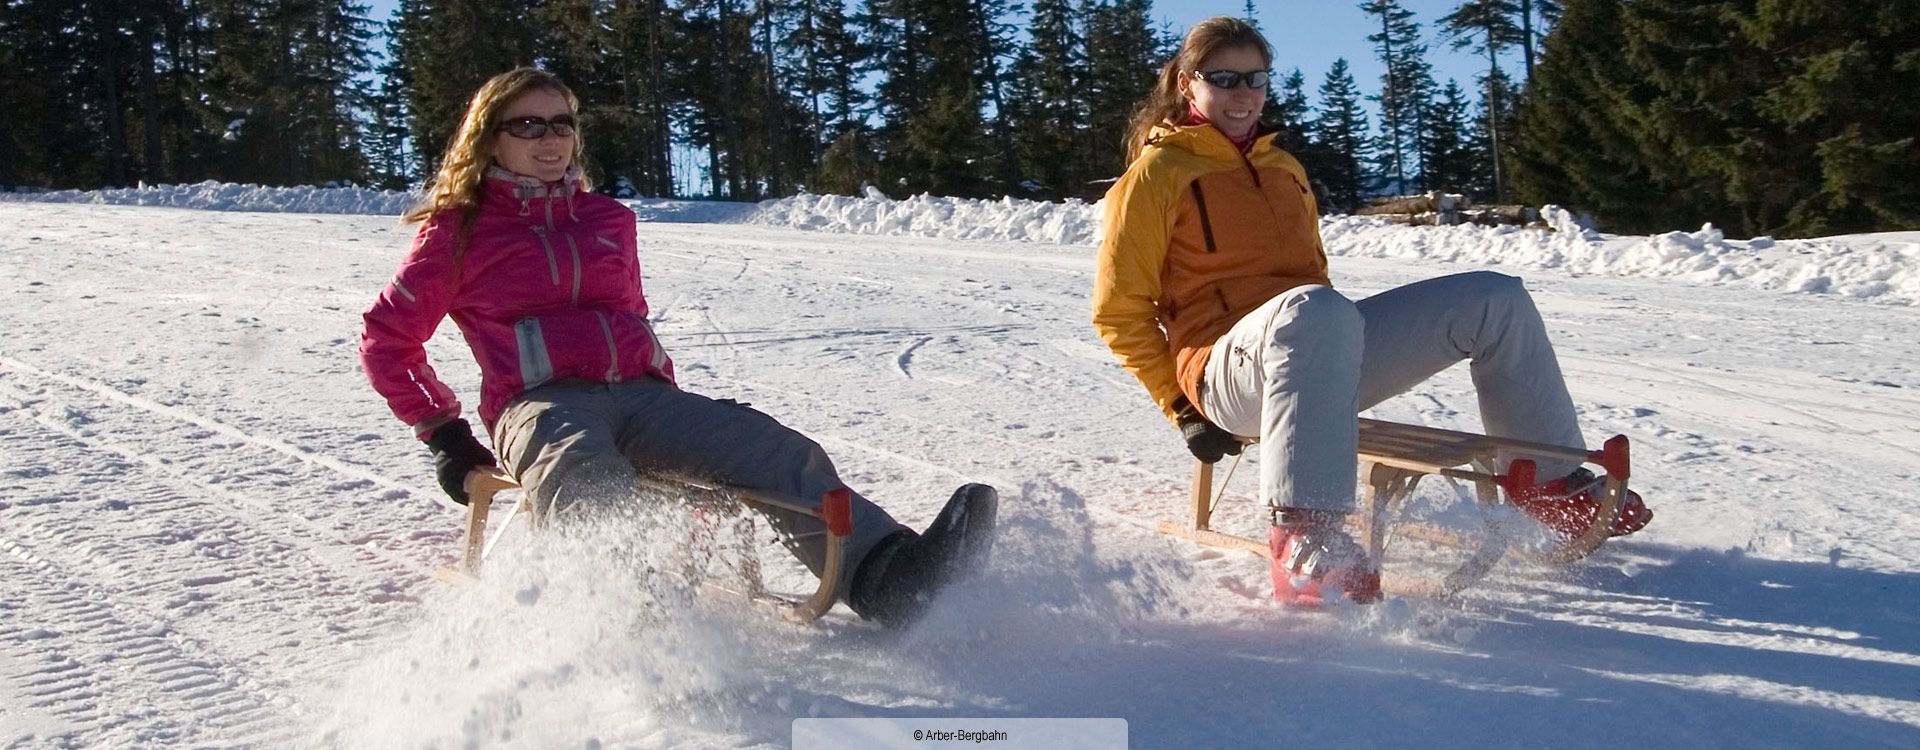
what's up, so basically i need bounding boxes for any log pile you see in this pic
[1353,192,1542,228]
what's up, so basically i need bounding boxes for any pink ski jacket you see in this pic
[360,167,676,437]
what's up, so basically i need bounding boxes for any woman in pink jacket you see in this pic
[360,68,993,627]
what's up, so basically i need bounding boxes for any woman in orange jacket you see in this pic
[1091,17,1649,606]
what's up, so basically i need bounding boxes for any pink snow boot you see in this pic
[1269,509,1382,606]
[1508,467,1652,538]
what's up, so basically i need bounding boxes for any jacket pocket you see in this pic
[513,317,555,390]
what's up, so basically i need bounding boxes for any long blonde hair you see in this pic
[402,68,591,227]
[1124,16,1274,164]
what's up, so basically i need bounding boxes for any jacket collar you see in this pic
[484,165,582,219]
[1145,120,1278,162]
[485,165,580,200]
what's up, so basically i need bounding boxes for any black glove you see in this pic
[1173,396,1242,464]
[424,418,496,505]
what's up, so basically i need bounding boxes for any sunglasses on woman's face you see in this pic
[1191,69,1272,90]
[496,114,577,139]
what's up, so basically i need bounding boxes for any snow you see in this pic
[7,182,1916,305]
[2,191,1919,748]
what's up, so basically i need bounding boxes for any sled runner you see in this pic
[439,469,854,624]
[1160,418,1632,598]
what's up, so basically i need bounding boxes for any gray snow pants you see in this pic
[491,377,907,598]
[1197,271,1585,512]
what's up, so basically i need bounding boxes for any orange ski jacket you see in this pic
[1091,122,1329,422]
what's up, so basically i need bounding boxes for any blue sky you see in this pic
[1170,1,1509,98]
[362,0,1517,110]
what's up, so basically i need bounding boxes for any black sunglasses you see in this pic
[1191,69,1273,90]
[496,114,577,139]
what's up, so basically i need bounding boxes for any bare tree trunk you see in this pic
[648,0,672,196]
[95,0,130,186]
[136,9,164,183]
[1520,0,1536,79]
[717,0,743,199]
[760,0,781,195]
[1485,43,1503,203]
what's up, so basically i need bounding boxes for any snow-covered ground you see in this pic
[1,187,1917,748]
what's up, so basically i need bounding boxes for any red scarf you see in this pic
[1186,103,1258,152]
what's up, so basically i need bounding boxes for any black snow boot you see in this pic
[847,483,999,628]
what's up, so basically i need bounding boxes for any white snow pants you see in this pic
[491,377,907,598]
[1197,271,1583,512]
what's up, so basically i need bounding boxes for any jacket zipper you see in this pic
[564,234,583,305]
[531,226,560,284]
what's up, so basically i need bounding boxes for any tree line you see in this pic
[4,0,1913,238]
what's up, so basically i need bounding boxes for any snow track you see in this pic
[3,204,1919,748]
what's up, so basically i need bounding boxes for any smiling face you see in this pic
[491,87,575,183]
[1178,44,1268,140]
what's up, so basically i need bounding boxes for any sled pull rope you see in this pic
[1213,450,1246,521]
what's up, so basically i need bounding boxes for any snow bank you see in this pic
[1317,208,1920,305]
[6,181,1915,304]
[745,186,1101,245]
[742,191,1920,306]
[1,180,419,215]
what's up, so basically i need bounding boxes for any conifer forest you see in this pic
[5,0,1914,237]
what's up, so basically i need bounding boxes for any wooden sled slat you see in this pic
[441,469,853,624]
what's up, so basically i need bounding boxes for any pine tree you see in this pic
[366,33,415,191]
[1748,0,1920,232]
[1612,0,1919,235]
[1359,0,1434,194]
[1,0,109,186]
[1311,58,1373,211]
[393,0,537,179]
[784,0,870,192]
[966,0,1021,196]
[861,0,1001,197]
[597,0,682,197]
[1416,79,1474,195]
[1274,67,1339,207]
[1081,0,1165,183]
[1439,0,1523,202]
[1004,0,1086,199]
[199,0,377,186]
[676,0,754,198]
[1508,0,1683,230]
[1270,68,1313,153]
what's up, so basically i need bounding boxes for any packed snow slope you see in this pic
[1,191,1918,749]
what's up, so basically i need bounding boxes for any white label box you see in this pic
[793,718,1128,749]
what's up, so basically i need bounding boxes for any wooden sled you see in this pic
[1159,418,1632,598]
[439,468,854,624]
